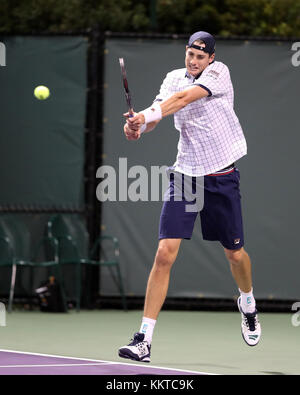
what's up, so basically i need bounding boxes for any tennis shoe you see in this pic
[118,332,151,363]
[238,296,261,346]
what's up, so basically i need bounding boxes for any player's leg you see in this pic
[200,168,261,346]
[143,238,182,320]
[118,238,181,363]
[224,246,256,313]
[224,246,261,346]
[224,247,252,294]
[118,172,198,362]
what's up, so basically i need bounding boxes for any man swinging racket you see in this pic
[118,31,261,363]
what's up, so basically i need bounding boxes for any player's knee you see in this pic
[224,247,244,265]
[154,244,177,270]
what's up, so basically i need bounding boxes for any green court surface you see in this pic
[0,309,299,375]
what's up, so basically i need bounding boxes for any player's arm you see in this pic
[160,85,209,116]
[127,85,209,129]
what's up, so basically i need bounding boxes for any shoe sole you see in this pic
[118,349,150,363]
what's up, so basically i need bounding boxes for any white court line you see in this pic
[0,363,112,368]
[0,348,218,375]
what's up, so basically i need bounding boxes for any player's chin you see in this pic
[188,68,201,76]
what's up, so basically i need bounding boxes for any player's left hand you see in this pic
[124,122,141,141]
[124,112,145,131]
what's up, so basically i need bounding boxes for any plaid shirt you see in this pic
[154,61,247,176]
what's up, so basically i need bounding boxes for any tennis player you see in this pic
[118,31,261,363]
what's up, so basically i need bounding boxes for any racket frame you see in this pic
[119,58,133,116]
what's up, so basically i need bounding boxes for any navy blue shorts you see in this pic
[159,168,244,250]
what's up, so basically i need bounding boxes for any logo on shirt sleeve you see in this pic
[206,70,220,80]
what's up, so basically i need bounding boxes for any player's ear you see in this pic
[209,53,215,64]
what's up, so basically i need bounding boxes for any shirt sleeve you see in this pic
[195,62,230,96]
[153,72,174,102]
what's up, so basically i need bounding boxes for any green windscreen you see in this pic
[100,38,300,300]
[0,36,88,210]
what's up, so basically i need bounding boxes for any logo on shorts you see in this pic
[234,238,240,245]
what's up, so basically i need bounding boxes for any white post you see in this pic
[0,302,6,326]
[0,42,6,67]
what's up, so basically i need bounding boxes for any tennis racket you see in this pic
[119,57,134,117]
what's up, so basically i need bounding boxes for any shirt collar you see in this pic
[185,70,202,81]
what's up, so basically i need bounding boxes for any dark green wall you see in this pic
[100,38,300,300]
[0,36,87,210]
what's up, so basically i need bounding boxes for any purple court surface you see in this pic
[0,349,213,375]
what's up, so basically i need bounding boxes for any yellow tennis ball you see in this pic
[34,85,50,100]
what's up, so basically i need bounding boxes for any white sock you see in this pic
[239,288,256,313]
[139,317,156,344]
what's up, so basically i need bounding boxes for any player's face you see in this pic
[185,46,215,77]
